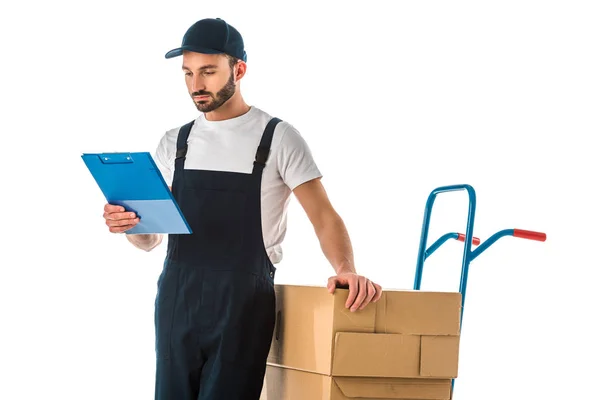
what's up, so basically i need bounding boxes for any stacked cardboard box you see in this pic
[260,284,462,400]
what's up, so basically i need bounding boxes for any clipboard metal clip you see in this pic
[98,153,134,164]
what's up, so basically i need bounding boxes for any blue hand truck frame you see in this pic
[413,184,546,395]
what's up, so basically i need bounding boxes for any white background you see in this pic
[1,1,598,399]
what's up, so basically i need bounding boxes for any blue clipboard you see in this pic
[81,152,192,234]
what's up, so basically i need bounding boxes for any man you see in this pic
[102,17,382,400]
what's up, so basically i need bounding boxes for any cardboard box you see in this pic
[264,368,453,400]
[261,284,462,400]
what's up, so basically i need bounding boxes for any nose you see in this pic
[190,74,206,94]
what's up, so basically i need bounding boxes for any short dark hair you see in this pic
[224,54,240,69]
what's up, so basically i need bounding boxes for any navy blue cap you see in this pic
[165,18,247,62]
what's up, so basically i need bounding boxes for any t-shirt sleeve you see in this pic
[277,123,323,191]
[154,133,174,187]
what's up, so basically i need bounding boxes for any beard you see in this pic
[191,71,236,113]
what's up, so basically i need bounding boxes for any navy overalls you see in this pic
[154,117,281,399]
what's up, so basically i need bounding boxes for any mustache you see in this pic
[191,91,212,97]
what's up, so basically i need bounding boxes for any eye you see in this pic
[203,71,215,76]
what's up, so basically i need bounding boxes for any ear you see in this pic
[234,60,247,81]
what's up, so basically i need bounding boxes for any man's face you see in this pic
[182,51,237,112]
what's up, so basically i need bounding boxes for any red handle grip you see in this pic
[514,229,546,241]
[457,233,481,245]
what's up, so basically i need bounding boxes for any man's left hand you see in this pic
[327,272,383,312]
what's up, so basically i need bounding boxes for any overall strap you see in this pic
[174,120,195,171]
[253,117,281,174]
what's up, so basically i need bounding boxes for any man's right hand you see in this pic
[103,204,140,233]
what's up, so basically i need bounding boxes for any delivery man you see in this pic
[102,17,382,400]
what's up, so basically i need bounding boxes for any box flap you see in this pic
[375,291,462,335]
[331,332,420,377]
[420,336,460,378]
[334,377,452,400]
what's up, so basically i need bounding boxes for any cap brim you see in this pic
[165,45,224,59]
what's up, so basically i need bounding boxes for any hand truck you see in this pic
[413,184,546,396]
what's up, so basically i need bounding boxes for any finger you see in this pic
[345,276,359,309]
[104,211,138,221]
[327,277,338,293]
[351,276,367,312]
[373,283,383,302]
[104,204,125,213]
[359,281,376,310]
[109,223,136,233]
[106,217,140,227]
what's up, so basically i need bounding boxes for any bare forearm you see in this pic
[126,233,163,252]
[315,213,356,275]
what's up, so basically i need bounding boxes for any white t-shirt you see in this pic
[154,106,322,264]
